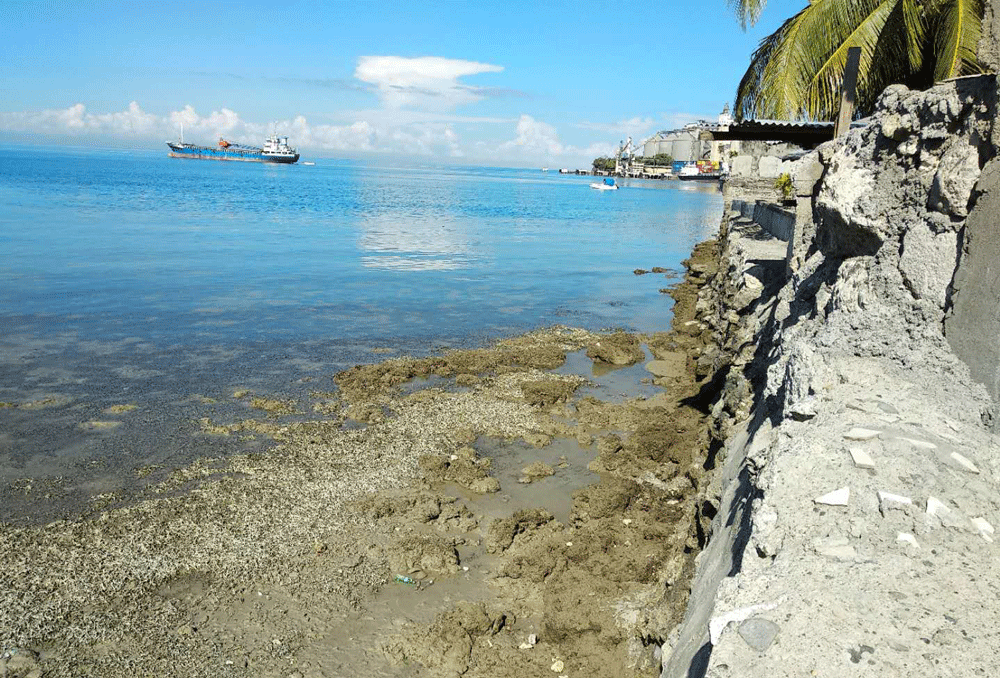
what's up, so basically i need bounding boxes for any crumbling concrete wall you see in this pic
[945,161,1000,403]
[660,77,1000,678]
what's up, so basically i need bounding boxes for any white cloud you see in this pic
[575,116,658,137]
[0,102,618,166]
[663,112,710,129]
[0,102,485,157]
[494,115,615,167]
[354,56,504,110]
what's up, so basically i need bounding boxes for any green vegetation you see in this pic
[643,153,675,166]
[592,157,617,172]
[775,172,794,201]
[729,0,986,120]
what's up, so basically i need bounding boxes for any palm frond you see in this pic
[931,0,985,80]
[736,0,900,120]
[803,0,898,118]
[728,0,770,29]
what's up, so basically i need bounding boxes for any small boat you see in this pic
[303,161,315,166]
[590,178,618,191]
[541,167,549,172]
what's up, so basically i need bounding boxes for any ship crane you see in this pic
[613,133,661,177]
[614,136,635,177]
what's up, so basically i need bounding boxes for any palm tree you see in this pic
[730,0,986,121]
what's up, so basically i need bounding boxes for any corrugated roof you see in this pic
[733,119,834,130]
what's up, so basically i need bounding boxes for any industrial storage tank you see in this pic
[671,136,695,162]
[643,137,659,158]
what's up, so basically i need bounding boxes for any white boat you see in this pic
[541,167,549,171]
[590,181,618,191]
[303,161,315,166]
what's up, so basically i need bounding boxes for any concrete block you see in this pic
[758,155,783,179]
[731,155,753,177]
[897,532,920,548]
[844,427,881,441]
[950,451,980,474]
[814,487,850,506]
[849,447,875,469]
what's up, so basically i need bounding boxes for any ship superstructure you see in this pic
[167,134,300,164]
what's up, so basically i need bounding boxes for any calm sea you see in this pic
[0,145,722,521]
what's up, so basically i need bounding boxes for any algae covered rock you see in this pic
[586,331,645,366]
[520,379,578,406]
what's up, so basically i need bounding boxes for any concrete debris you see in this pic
[788,399,817,421]
[844,427,881,441]
[971,517,995,543]
[926,496,950,516]
[849,447,875,469]
[814,487,850,506]
[877,490,913,507]
[898,436,937,450]
[949,451,980,474]
[814,537,857,561]
[550,659,565,672]
[897,532,919,548]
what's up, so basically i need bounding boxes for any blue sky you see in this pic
[0,0,806,165]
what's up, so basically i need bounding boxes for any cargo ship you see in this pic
[677,160,723,181]
[166,133,299,164]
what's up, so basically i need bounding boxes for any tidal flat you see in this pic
[0,242,722,678]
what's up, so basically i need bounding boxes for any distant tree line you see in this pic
[592,157,616,172]
[643,153,674,166]
[592,153,673,172]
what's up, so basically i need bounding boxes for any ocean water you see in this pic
[0,145,722,520]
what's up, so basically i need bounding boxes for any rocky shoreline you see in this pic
[0,243,727,677]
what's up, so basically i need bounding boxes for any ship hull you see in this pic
[167,144,299,164]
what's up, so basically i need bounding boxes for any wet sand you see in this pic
[0,243,721,678]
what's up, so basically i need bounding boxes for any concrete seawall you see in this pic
[729,200,795,242]
[660,76,1000,677]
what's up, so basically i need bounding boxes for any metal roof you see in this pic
[706,119,836,146]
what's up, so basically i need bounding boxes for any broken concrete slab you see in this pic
[971,517,995,543]
[897,532,919,548]
[926,496,950,516]
[844,427,881,441]
[878,490,913,506]
[814,487,850,506]
[849,447,875,469]
[949,451,980,474]
[898,436,938,450]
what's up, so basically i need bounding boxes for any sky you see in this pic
[0,0,806,166]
